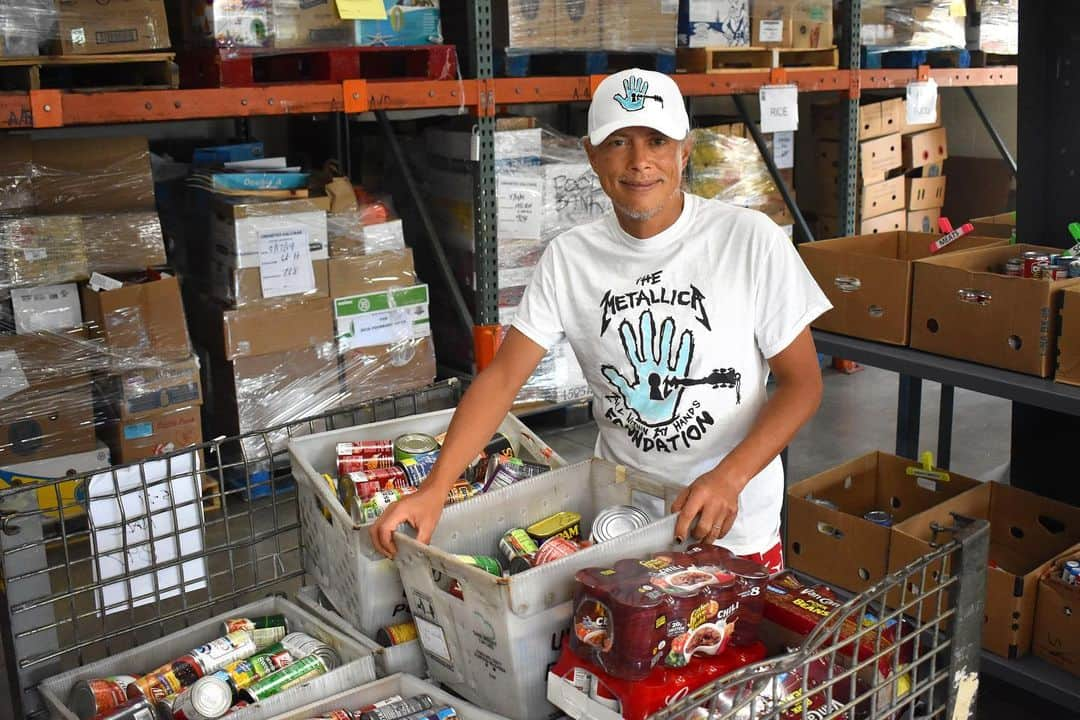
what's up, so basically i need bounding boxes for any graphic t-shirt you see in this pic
[512,193,832,555]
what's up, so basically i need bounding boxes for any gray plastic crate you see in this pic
[393,458,684,720]
[288,408,565,638]
[294,585,428,679]
[37,597,377,720]
[265,672,508,720]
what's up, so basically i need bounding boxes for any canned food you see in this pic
[358,695,434,720]
[401,456,438,487]
[308,711,357,720]
[281,632,341,671]
[447,579,464,600]
[221,700,249,716]
[455,554,504,576]
[97,697,159,720]
[534,536,581,566]
[336,440,394,457]
[359,489,407,522]
[128,656,204,701]
[1063,560,1080,585]
[500,528,539,574]
[1022,252,1049,278]
[393,433,440,463]
[399,708,456,720]
[445,481,479,505]
[376,620,419,647]
[239,655,327,703]
[527,511,582,543]
[172,674,234,720]
[1071,260,1080,278]
[222,616,288,650]
[69,676,139,720]
[1046,265,1070,281]
[589,505,652,543]
[338,454,395,475]
[248,642,294,677]
[191,631,258,675]
[1004,258,1023,277]
[863,510,894,527]
[482,456,549,492]
[463,432,516,483]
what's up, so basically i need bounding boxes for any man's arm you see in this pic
[371,328,548,557]
[672,327,823,544]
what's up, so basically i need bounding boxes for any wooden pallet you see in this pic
[969,50,1018,67]
[500,50,676,78]
[861,46,971,69]
[180,44,458,88]
[0,52,178,92]
[677,46,839,73]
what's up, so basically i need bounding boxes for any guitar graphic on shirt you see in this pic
[653,368,742,405]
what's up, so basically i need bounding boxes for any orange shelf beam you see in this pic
[492,76,592,105]
[0,94,35,129]
[676,69,852,96]
[361,79,478,112]
[860,66,1017,90]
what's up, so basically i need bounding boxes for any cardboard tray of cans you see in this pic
[37,597,377,720]
[263,672,507,720]
[392,458,685,720]
[294,585,427,680]
[287,409,565,639]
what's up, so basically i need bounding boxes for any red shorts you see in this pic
[736,541,784,575]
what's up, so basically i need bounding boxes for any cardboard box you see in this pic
[0,328,107,388]
[799,231,1003,345]
[497,0,556,49]
[103,404,203,464]
[0,216,88,288]
[212,258,330,308]
[221,298,334,361]
[910,244,1080,376]
[211,196,330,270]
[10,283,81,335]
[1032,550,1080,675]
[272,0,351,48]
[53,0,170,55]
[1055,286,1080,387]
[80,275,191,364]
[0,444,111,520]
[678,0,750,48]
[970,211,1015,239]
[752,0,832,48]
[181,0,272,48]
[82,211,168,274]
[906,175,947,210]
[861,175,905,219]
[899,95,942,135]
[859,209,906,235]
[0,376,96,464]
[555,0,600,48]
[812,98,903,141]
[96,355,203,421]
[906,208,941,234]
[32,136,156,214]
[889,482,1080,658]
[0,136,34,216]
[860,133,902,182]
[601,0,676,51]
[354,0,443,46]
[903,127,948,170]
[787,451,980,593]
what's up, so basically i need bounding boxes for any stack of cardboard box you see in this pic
[497,0,676,52]
[861,0,966,50]
[811,96,945,238]
[0,0,170,57]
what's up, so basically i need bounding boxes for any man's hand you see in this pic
[671,469,747,546]
[370,487,446,559]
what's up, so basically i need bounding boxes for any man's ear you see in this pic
[680,134,694,172]
[584,138,601,174]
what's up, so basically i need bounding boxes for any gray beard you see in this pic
[613,183,683,222]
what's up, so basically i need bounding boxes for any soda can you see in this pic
[445,481,478,505]
[863,510,894,527]
[376,620,419,647]
[500,528,539,573]
[190,631,258,675]
[69,676,139,720]
[358,695,434,720]
[338,454,396,475]
[1063,560,1080,585]
[1004,258,1024,277]
[455,554,504,576]
[336,440,394,457]
[172,674,234,720]
[96,697,159,720]
[589,505,652,543]
[239,655,327,703]
[533,536,581,566]
[222,616,288,650]
[128,656,204,701]
[393,433,440,464]
[401,456,438,487]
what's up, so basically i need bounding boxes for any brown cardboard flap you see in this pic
[860,134,902,182]
[862,175,906,219]
[80,275,191,363]
[32,137,155,214]
[328,249,417,298]
[222,298,333,360]
[903,127,949,169]
[860,210,906,235]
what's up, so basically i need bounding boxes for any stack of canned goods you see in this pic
[299,693,458,720]
[67,617,342,720]
[1062,559,1080,586]
[1002,251,1080,280]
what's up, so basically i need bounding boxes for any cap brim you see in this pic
[588,117,689,146]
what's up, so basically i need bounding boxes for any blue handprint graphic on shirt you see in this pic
[602,310,695,427]
[613,75,665,113]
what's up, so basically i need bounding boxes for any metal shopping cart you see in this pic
[649,517,989,720]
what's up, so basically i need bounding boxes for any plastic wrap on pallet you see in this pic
[503,0,677,52]
[0,0,55,57]
[184,0,275,49]
[969,0,1018,55]
[861,0,967,49]
[272,0,353,48]
[688,126,790,225]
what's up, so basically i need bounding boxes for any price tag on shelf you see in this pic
[258,226,316,299]
[906,79,939,126]
[759,85,799,133]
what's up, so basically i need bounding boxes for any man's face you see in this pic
[585,126,692,223]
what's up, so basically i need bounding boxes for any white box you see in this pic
[10,283,81,334]
[393,458,683,720]
[212,209,329,269]
[679,0,751,47]
[1,443,109,478]
[288,409,565,639]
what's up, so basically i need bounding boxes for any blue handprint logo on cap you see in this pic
[613,75,664,113]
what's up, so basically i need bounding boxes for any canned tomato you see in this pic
[376,620,419,647]
[172,674,234,720]
[527,511,582,543]
[534,536,581,566]
[336,440,393,457]
[128,656,204,701]
[863,510,894,527]
[97,697,158,720]
[393,433,440,464]
[455,554,504,576]
[69,676,139,720]
[239,655,327,703]
[222,615,288,650]
[500,528,539,573]
[1004,258,1023,277]
[191,631,258,675]
[589,505,652,543]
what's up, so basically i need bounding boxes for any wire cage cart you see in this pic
[0,379,463,720]
[649,517,989,720]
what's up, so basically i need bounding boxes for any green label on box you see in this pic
[334,283,430,351]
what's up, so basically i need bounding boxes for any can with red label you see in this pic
[336,440,394,457]
[1004,257,1024,277]
[128,656,204,701]
[222,615,288,650]
[1022,252,1049,278]
[69,676,139,720]
[534,536,581,566]
[338,454,396,475]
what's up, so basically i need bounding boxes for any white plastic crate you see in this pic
[37,597,378,720]
[288,409,564,638]
[294,585,428,679]
[265,672,508,720]
[393,458,684,720]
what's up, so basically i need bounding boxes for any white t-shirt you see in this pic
[512,193,832,555]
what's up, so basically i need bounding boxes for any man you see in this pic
[372,69,831,571]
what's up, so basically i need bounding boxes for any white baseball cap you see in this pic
[587,68,690,146]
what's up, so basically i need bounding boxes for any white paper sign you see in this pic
[759,19,784,43]
[258,226,316,299]
[414,615,452,664]
[11,283,82,335]
[497,172,543,241]
[759,85,799,133]
[772,130,795,169]
[88,452,207,615]
[0,350,29,401]
[335,285,431,352]
[906,79,939,126]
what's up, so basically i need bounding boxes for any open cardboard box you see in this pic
[970,211,1015,239]
[799,231,1005,345]
[1032,548,1080,675]
[786,451,980,593]
[888,482,1080,658]
[1055,285,1080,386]
[910,243,1080,376]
